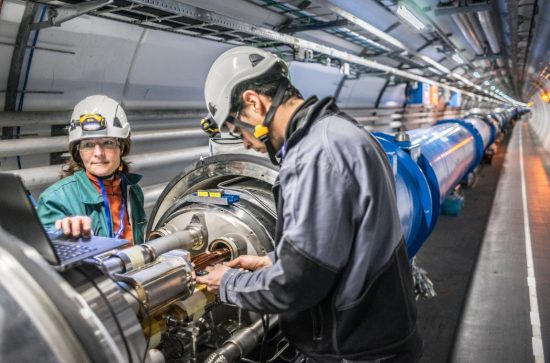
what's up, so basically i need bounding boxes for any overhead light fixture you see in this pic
[473,71,481,78]
[490,85,496,90]
[396,4,426,31]
[484,80,490,85]
[340,62,351,76]
[452,53,465,64]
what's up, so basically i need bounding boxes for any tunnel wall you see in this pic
[530,96,550,152]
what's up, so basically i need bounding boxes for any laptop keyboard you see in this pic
[53,243,97,261]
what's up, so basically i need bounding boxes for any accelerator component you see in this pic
[0,109,520,362]
[375,111,509,256]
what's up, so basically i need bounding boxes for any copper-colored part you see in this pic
[192,247,231,271]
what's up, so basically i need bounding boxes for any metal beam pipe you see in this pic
[451,13,484,55]
[131,128,206,142]
[477,11,500,54]
[477,11,501,54]
[0,111,70,127]
[205,316,279,363]
[0,135,67,157]
[10,147,208,188]
[0,109,206,127]
[467,13,487,46]
[124,109,206,121]
[0,129,207,157]
[100,227,205,275]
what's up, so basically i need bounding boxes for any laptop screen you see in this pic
[0,173,59,264]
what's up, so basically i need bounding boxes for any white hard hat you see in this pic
[69,95,130,144]
[204,46,288,128]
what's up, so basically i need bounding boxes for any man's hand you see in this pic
[195,255,271,292]
[55,216,92,239]
[196,264,231,292]
[225,255,272,271]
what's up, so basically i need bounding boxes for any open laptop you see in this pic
[0,172,128,271]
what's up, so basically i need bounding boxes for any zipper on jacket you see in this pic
[396,243,414,327]
[312,305,324,341]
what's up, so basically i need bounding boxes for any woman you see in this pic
[37,95,147,245]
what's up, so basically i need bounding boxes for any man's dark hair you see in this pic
[230,63,303,113]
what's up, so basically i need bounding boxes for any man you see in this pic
[37,95,147,244]
[197,46,422,362]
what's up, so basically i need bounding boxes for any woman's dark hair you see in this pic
[62,137,132,178]
[230,63,303,113]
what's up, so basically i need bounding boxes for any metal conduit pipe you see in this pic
[451,13,484,55]
[132,128,206,142]
[125,109,205,121]
[0,110,206,127]
[466,13,487,46]
[0,136,67,157]
[477,11,501,54]
[0,129,207,157]
[10,146,208,188]
[0,111,70,127]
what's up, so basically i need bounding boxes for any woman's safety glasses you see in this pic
[79,138,119,152]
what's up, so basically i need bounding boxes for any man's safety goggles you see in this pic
[226,112,269,140]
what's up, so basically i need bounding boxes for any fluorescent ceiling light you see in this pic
[452,53,465,64]
[473,71,481,78]
[427,66,442,75]
[396,4,426,31]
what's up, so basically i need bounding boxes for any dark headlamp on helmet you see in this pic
[79,113,107,131]
[200,116,221,138]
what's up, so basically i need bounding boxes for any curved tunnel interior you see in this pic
[0,0,549,362]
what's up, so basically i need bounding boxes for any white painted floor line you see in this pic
[519,121,545,363]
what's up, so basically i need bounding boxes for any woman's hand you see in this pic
[55,216,92,239]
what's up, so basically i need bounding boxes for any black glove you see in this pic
[200,117,220,138]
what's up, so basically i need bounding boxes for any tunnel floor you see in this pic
[415,121,511,363]
[416,117,550,363]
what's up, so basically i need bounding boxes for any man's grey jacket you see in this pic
[220,97,422,362]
